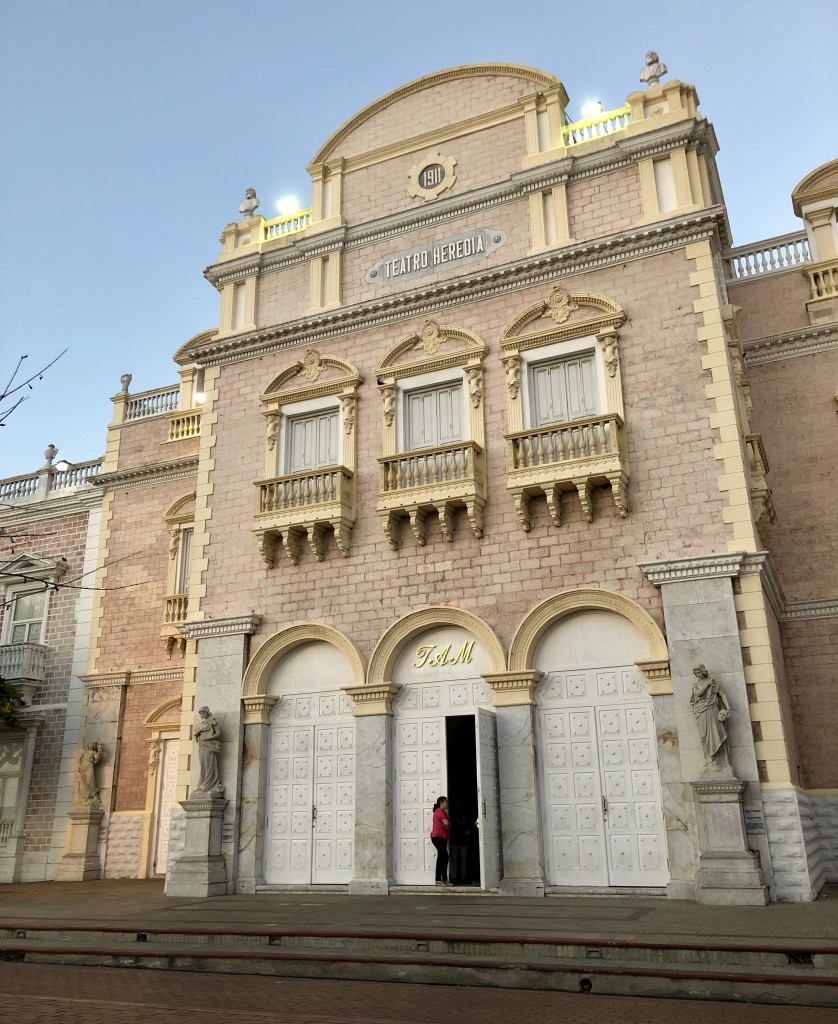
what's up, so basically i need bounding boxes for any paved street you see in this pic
[0,964,834,1024]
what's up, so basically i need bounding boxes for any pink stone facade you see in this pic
[2,64,836,901]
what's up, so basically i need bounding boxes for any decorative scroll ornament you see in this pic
[169,526,180,560]
[546,286,579,325]
[603,334,620,378]
[148,738,161,777]
[266,413,279,451]
[340,395,356,435]
[467,367,484,409]
[417,320,443,355]
[382,386,396,427]
[300,349,324,384]
[503,355,521,399]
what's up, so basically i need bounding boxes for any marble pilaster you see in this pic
[347,708,393,894]
[236,695,277,893]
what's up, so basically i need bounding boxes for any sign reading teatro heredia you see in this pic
[365,228,506,286]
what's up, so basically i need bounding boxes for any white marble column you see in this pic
[484,672,546,897]
[236,695,277,894]
[344,684,399,895]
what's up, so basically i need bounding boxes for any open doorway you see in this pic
[446,715,480,886]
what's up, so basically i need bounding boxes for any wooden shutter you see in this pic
[405,383,463,450]
[531,353,597,425]
[286,409,339,472]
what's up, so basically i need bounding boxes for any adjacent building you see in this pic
[1,58,836,901]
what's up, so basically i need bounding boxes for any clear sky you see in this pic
[1,0,835,478]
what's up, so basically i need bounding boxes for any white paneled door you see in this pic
[153,737,179,876]
[266,697,354,885]
[476,707,502,890]
[538,667,668,888]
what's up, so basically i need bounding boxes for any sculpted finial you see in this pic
[239,187,260,219]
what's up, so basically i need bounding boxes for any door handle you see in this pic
[602,796,608,818]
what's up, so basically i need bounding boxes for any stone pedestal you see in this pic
[692,776,768,905]
[56,802,104,881]
[166,795,228,897]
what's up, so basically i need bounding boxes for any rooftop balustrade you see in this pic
[724,232,811,280]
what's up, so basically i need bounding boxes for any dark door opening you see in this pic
[446,715,480,886]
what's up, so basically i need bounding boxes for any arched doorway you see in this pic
[243,629,363,888]
[512,591,670,890]
[368,608,506,889]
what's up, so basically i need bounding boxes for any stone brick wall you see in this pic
[95,480,197,674]
[567,167,643,242]
[115,679,181,812]
[103,811,143,878]
[200,246,730,667]
[727,271,811,342]
[326,72,543,161]
[780,616,838,788]
[748,348,838,603]
[115,417,199,472]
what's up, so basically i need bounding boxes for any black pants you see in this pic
[431,836,449,882]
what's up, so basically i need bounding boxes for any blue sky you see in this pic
[1,0,835,477]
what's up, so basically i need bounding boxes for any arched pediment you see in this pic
[310,63,559,168]
[792,159,838,216]
[262,351,363,401]
[163,493,196,523]
[501,286,626,347]
[242,624,366,697]
[173,329,217,366]
[144,696,182,729]
[367,606,506,687]
[508,588,668,671]
[377,320,487,378]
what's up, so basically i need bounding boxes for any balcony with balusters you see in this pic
[377,440,486,548]
[0,642,48,705]
[253,466,356,565]
[505,414,629,530]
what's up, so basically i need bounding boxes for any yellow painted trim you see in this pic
[367,606,506,688]
[241,623,366,698]
[509,588,668,671]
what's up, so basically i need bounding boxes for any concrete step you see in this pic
[1,926,837,1006]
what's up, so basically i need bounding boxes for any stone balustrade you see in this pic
[562,105,631,147]
[166,410,202,442]
[379,441,481,494]
[0,642,48,704]
[52,459,103,490]
[261,209,312,242]
[806,259,838,300]
[125,386,180,421]
[724,232,811,280]
[257,467,352,514]
[164,594,188,624]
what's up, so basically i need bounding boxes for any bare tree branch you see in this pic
[0,350,68,426]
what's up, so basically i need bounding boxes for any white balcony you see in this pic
[0,643,48,704]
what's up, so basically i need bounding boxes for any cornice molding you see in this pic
[179,614,262,640]
[206,119,718,292]
[781,599,838,622]
[195,209,727,370]
[0,485,103,527]
[743,323,838,366]
[93,456,199,491]
[639,552,748,584]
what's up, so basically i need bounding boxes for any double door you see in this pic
[265,721,354,885]
[538,671,668,888]
[393,705,501,888]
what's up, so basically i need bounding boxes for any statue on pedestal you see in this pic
[77,741,103,803]
[194,706,223,796]
[690,664,732,773]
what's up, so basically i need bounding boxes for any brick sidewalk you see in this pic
[0,964,835,1024]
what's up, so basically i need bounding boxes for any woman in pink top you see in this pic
[430,796,452,886]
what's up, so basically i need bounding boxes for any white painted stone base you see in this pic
[499,878,545,897]
[104,813,143,878]
[348,878,390,895]
[762,789,823,901]
[164,808,186,894]
[810,794,838,883]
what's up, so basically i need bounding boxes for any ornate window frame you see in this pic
[500,286,629,529]
[376,320,488,548]
[139,695,182,878]
[161,494,195,658]
[255,350,363,565]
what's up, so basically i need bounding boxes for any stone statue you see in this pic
[639,51,668,88]
[690,664,731,772]
[78,742,103,802]
[194,706,223,795]
[239,187,260,219]
[120,373,132,394]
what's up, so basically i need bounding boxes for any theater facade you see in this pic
[2,58,836,903]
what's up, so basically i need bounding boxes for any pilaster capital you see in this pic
[635,659,672,696]
[483,670,543,707]
[342,683,401,717]
[242,694,278,725]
